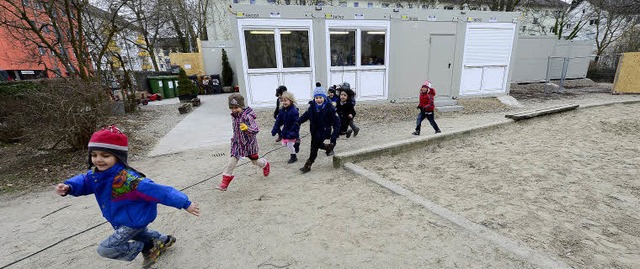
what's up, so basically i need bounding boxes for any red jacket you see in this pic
[418,87,436,112]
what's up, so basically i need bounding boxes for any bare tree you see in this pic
[121,0,169,71]
[590,0,640,61]
[0,0,94,79]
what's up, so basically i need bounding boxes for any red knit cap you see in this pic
[87,125,128,168]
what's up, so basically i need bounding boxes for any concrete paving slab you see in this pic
[148,94,232,157]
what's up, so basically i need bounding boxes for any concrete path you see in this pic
[148,94,233,156]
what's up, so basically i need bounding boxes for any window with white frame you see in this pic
[368,2,373,8]
[244,30,277,69]
[281,30,310,68]
[361,30,385,65]
[329,29,356,66]
[354,2,359,7]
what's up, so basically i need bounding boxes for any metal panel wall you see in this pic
[512,36,594,83]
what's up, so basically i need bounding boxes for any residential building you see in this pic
[0,1,77,80]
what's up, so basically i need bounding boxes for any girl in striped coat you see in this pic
[216,93,270,191]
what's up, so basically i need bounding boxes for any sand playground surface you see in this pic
[1,90,640,268]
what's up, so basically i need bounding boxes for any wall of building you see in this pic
[224,4,519,107]
[512,36,593,83]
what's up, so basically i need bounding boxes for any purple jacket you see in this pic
[230,107,260,157]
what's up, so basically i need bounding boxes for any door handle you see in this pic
[448,63,451,69]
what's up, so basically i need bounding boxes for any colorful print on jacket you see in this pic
[230,106,260,158]
[64,162,191,229]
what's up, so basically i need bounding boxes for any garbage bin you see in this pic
[211,74,222,94]
[148,77,164,97]
[161,76,175,98]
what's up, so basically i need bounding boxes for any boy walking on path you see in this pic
[297,84,341,173]
[55,125,200,268]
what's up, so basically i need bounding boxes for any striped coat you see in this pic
[230,107,260,157]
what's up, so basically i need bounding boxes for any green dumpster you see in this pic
[148,77,164,97]
[161,76,175,98]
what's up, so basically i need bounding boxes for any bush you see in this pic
[177,68,196,96]
[221,48,234,87]
[0,78,111,150]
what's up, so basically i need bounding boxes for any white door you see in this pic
[460,23,516,96]
[238,19,314,107]
[428,34,456,97]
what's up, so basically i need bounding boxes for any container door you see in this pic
[428,34,456,97]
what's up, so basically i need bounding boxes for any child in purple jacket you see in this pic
[216,93,271,191]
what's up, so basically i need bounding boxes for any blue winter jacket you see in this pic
[298,100,341,144]
[271,105,300,140]
[64,162,192,229]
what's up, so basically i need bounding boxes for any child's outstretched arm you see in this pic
[244,114,260,134]
[58,174,94,196]
[55,183,70,196]
[186,203,200,216]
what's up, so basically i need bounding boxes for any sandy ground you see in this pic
[2,86,640,268]
[358,103,640,269]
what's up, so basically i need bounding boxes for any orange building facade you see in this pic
[0,2,78,81]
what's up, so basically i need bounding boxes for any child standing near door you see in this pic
[413,80,441,135]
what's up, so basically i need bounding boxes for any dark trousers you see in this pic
[416,110,440,132]
[308,137,328,163]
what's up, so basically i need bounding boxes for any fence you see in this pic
[586,54,621,83]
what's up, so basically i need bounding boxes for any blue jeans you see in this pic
[96,226,167,261]
[416,110,440,132]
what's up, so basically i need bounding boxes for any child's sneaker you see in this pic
[346,130,353,138]
[162,235,176,253]
[142,240,162,268]
[263,161,270,177]
[353,127,359,137]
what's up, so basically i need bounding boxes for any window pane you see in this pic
[361,31,385,65]
[329,29,355,66]
[244,30,276,69]
[281,30,310,68]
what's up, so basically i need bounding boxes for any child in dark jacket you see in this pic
[297,85,341,173]
[271,91,300,164]
[413,80,441,135]
[338,81,360,137]
[327,86,339,107]
[55,125,200,269]
[336,88,356,138]
[217,93,271,191]
[273,85,288,142]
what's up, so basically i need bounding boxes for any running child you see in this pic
[271,91,301,164]
[216,93,271,191]
[55,125,200,269]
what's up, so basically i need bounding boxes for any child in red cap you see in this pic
[216,93,270,191]
[55,125,200,268]
[413,80,441,135]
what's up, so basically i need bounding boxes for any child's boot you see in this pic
[262,159,270,176]
[353,126,360,137]
[300,160,312,173]
[215,174,234,191]
[294,141,300,153]
[324,143,335,156]
[412,129,420,136]
[346,129,353,138]
[288,154,298,164]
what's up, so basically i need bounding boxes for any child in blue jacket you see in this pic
[272,91,301,164]
[297,85,341,173]
[55,125,200,268]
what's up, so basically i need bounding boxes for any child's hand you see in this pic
[348,114,353,119]
[239,123,248,132]
[186,203,200,216]
[55,183,70,196]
